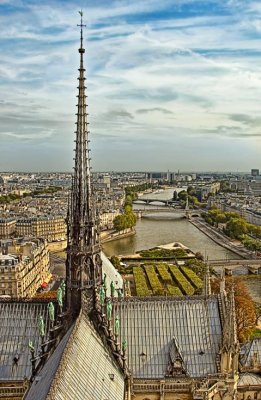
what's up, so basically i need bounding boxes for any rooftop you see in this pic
[114,296,222,378]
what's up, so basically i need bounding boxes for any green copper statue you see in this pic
[122,338,127,352]
[60,279,66,297]
[110,280,115,297]
[38,315,45,337]
[114,315,120,337]
[48,302,55,322]
[28,341,35,352]
[57,287,63,308]
[99,286,105,305]
[103,273,107,289]
[106,300,112,321]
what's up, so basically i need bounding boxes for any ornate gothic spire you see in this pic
[203,260,211,297]
[220,283,239,374]
[66,12,102,317]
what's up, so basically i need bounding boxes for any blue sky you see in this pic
[0,0,261,172]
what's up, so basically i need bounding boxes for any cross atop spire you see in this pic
[77,10,86,52]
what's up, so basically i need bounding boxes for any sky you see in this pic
[0,0,261,172]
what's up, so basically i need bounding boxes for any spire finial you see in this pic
[78,10,86,52]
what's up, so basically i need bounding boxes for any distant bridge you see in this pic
[134,198,177,206]
[135,207,201,218]
[208,259,261,275]
[134,198,201,219]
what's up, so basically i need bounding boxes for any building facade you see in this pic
[0,218,16,239]
[16,217,66,242]
[0,238,50,298]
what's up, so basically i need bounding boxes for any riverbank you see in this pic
[101,228,136,243]
[190,218,254,259]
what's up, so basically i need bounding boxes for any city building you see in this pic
[16,216,66,242]
[251,169,260,177]
[0,238,50,298]
[0,217,16,238]
[195,182,221,201]
[99,210,120,230]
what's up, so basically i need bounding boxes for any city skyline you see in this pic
[0,0,261,172]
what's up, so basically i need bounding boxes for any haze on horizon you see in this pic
[0,0,260,173]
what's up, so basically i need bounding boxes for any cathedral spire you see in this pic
[66,12,102,317]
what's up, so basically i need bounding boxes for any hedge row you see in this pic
[144,265,164,296]
[133,266,152,296]
[169,265,195,295]
[181,266,203,290]
[139,248,187,259]
[167,284,183,296]
[156,263,173,284]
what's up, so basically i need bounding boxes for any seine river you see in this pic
[102,188,239,260]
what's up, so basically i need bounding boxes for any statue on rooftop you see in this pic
[103,273,107,289]
[48,302,55,322]
[60,279,66,297]
[28,341,35,353]
[122,338,127,352]
[110,280,115,297]
[99,286,105,305]
[114,315,119,337]
[57,287,63,308]
[38,315,45,338]
[106,300,112,321]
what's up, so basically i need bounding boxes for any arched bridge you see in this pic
[134,198,176,206]
[134,207,201,219]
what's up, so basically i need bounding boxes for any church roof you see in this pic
[238,373,261,387]
[113,296,222,378]
[43,312,125,400]
[25,325,74,400]
[101,252,123,294]
[240,337,261,368]
[0,301,49,381]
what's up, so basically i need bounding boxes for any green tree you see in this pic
[173,190,178,201]
[113,215,125,231]
[178,190,187,201]
[110,256,121,269]
[225,218,248,239]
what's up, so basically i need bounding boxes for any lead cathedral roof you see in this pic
[113,296,222,378]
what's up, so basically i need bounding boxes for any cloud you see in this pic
[0,129,54,140]
[136,107,173,114]
[229,114,261,127]
[202,124,261,139]
[109,110,134,119]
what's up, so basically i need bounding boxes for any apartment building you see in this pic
[0,238,50,298]
[16,216,66,242]
[0,218,16,239]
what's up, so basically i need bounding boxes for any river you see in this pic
[102,188,240,260]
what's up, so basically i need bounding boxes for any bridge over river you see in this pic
[134,198,178,206]
[209,259,261,275]
[135,208,201,218]
[133,198,200,218]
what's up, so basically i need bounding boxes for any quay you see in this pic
[190,218,257,260]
